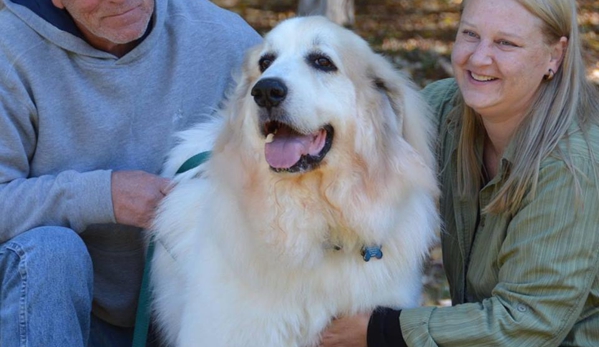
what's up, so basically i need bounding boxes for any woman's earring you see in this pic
[545,68,555,81]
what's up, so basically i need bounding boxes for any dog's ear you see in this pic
[240,44,264,86]
[223,44,264,123]
[368,56,435,170]
[226,44,263,106]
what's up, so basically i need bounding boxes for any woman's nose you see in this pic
[469,41,494,66]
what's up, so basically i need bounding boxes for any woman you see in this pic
[319,0,599,346]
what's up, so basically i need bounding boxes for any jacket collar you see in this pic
[5,0,161,62]
[11,0,81,37]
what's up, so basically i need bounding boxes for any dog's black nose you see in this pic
[251,78,287,109]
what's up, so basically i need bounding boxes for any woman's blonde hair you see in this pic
[454,0,599,214]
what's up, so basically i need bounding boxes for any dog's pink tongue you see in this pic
[265,127,327,169]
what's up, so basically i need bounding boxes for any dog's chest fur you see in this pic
[152,167,432,346]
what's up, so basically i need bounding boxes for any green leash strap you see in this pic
[131,239,155,347]
[176,151,212,175]
[132,151,211,347]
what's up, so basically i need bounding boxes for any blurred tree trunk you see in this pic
[297,0,355,27]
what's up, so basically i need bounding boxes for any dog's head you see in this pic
[221,16,434,177]
[211,16,438,262]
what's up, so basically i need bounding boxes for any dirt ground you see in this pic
[212,0,599,306]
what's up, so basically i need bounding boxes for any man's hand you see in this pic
[111,170,172,229]
[319,312,370,347]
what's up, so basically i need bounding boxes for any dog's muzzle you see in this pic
[251,78,334,174]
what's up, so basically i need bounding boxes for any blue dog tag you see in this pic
[361,245,383,262]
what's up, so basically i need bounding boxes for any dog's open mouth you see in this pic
[262,121,334,173]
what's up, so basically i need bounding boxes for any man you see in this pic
[0,0,261,346]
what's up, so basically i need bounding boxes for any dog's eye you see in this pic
[316,58,333,68]
[307,53,337,72]
[259,55,275,72]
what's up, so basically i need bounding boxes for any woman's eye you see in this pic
[463,30,478,39]
[498,40,518,47]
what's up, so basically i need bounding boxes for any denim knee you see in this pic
[1,226,93,294]
[0,226,94,347]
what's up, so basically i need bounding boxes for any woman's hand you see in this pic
[319,312,371,347]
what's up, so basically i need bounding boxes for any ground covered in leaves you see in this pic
[213,0,599,306]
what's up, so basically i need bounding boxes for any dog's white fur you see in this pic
[151,16,439,347]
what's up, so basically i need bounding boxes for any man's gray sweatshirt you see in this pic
[0,0,261,327]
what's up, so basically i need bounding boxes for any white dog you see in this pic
[151,16,439,347]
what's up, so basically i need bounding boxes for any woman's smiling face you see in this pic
[451,0,562,120]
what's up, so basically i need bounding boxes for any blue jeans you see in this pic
[0,227,136,347]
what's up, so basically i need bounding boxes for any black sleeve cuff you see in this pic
[367,307,407,347]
